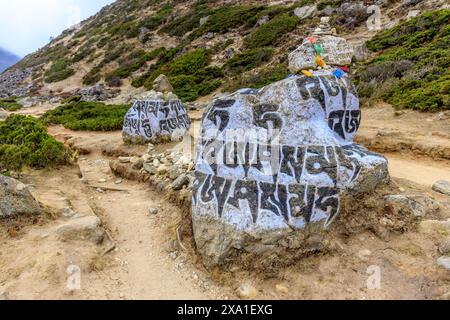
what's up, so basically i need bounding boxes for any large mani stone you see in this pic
[192,71,389,266]
[0,175,42,218]
[122,90,191,144]
[288,36,354,73]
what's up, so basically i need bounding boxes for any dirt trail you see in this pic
[2,103,450,300]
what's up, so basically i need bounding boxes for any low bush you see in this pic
[244,14,299,49]
[225,47,274,74]
[0,115,70,171]
[356,9,450,111]
[0,97,22,111]
[41,101,130,131]
[44,59,75,83]
[224,63,289,92]
[189,5,264,39]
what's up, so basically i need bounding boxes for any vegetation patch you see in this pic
[0,97,22,111]
[132,48,223,102]
[225,47,274,75]
[0,115,70,172]
[189,5,264,40]
[356,9,450,111]
[224,63,289,92]
[245,14,299,49]
[44,59,75,83]
[41,101,130,131]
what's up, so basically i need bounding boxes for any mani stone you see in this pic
[192,70,389,267]
[288,17,353,72]
[0,174,42,218]
[122,90,191,144]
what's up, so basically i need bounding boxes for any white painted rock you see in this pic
[192,71,388,266]
[122,90,191,144]
[288,36,354,72]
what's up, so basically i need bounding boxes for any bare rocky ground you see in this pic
[1,103,450,300]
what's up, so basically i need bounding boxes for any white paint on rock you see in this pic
[192,71,389,265]
[122,90,191,144]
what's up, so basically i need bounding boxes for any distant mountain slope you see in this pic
[0,48,20,73]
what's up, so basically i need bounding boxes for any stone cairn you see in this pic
[122,75,191,144]
[191,18,389,267]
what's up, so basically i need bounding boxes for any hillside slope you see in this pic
[0,0,448,107]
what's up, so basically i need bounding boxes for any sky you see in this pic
[0,0,115,57]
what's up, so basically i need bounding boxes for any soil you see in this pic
[1,103,450,300]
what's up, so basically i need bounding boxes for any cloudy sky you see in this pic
[0,0,115,57]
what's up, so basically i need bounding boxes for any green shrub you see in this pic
[41,101,130,131]
[224,63,289,92]
[161,3,211,37]
[0,98,22,111]
[142,4,173,31]
[225,47,274,74]
[356,9,450,111]
[244,13,299,49]
[189,5,264,39]
[0,115,69,171]
[139,49,224,102]
[44,59,75,83]
[107,49,154,79]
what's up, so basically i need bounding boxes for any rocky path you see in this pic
[2,103,450,300]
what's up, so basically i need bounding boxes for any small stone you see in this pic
[439,240,450,255]
[131,157,144,170]
[60,207,76,218]
[118,157,131,163]
[98,178,107,183]
[114,179,123,185]
[357,249,372,260]
[437,256,450,270]
[432,180,450,196]
[143,162,156,175]
[56,216,104,244]
[172,174,189,191]
[96,188,104,193]
[149,207,159,215]
[275,284,289,294]
[238,283,257,300]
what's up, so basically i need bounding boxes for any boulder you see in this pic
[122,90,191,144]
[153,74,174,93]
[294,5,317,20]
[56,215,104,244]
[289,35,353,72]
[0,175,42,218]
[192,71,388,266]
[384,194,439,217]
[432,180,450,196]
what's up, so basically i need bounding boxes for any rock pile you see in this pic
[288,17,353,72]
[122,76,191,144]
[0,68,33,98]
[191,19,389,267]
[76,84,120,102]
